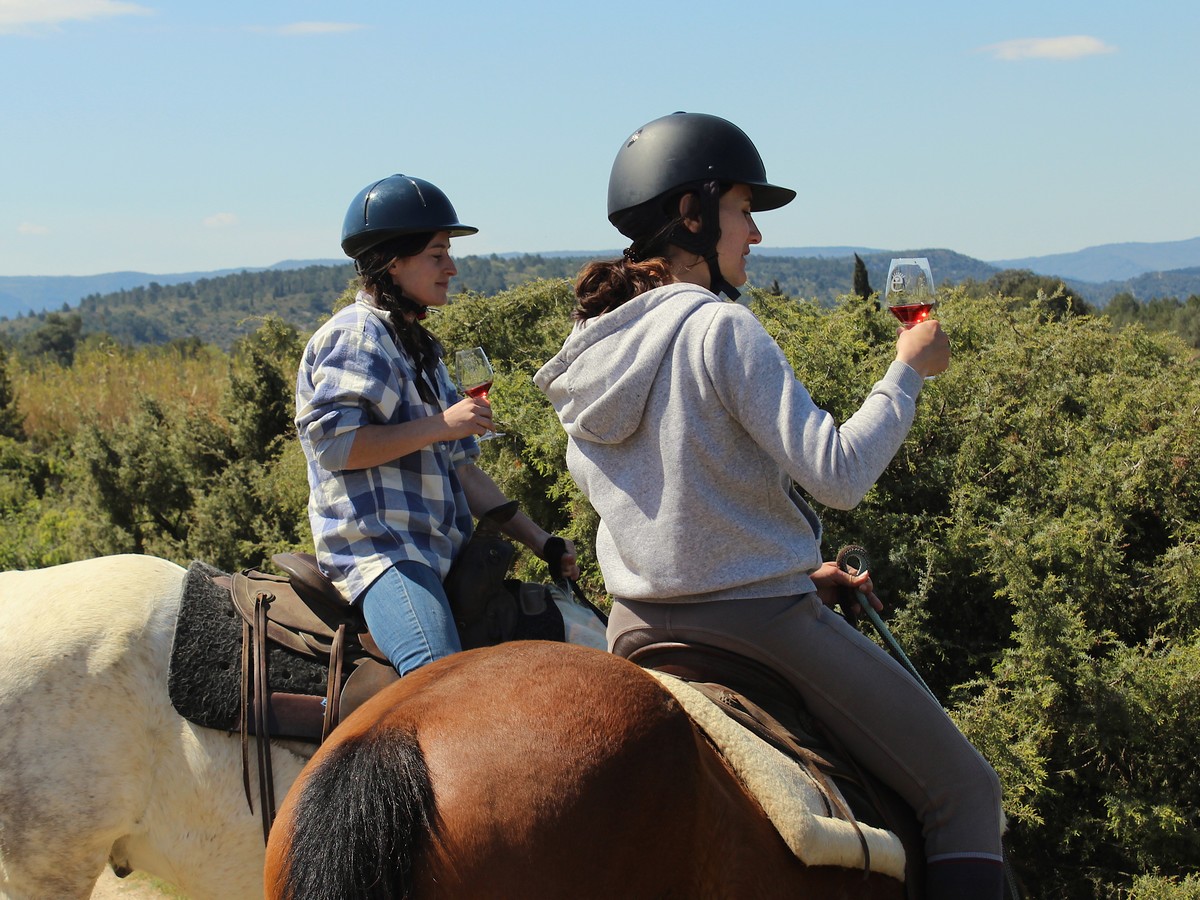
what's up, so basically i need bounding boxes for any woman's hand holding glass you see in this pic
[895,319,950,378]
[886,257,948,379]
[455,347,503,440]
[442,395,494,440]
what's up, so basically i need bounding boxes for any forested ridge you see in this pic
[4,250,1200,355]
[2,275,1200,898]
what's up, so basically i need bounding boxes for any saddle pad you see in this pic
[648,669,906,881]
[167,560,332,731]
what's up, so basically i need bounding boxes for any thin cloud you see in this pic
[17,222,50,235]
[203,212,238,228]
[0,0,152,35]
[250,21,364,36]
[979,35,1116,61]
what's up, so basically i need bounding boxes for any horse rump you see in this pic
[266,725,434,900]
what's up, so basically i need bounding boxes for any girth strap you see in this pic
[227,562,399,843]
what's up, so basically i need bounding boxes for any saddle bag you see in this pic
[443,501,572,649]
[443,501,521,648]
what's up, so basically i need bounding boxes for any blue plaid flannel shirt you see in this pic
[295,294,479,602]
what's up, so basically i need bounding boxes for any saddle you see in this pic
[223,500,584,842]
[627,641,922,892]
[227,552,400,842]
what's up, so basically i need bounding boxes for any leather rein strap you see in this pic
[234,573,350,843]
[238,583,276,843]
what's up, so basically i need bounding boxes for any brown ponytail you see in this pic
[573,256,674,322]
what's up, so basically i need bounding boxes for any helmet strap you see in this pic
[669,182,740,301]
[703,250,739,302]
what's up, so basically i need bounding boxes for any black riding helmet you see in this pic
[607,112,795,300]
[341,174,477,259]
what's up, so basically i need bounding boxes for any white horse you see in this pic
[0,555,314,900]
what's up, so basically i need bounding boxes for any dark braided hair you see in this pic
[354,233,445,404]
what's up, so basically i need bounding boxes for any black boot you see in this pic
[925,857,1005,900]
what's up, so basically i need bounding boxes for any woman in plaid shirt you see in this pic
[296,174,578,675]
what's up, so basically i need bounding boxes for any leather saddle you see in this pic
[227,551,400,841]
[626,641,923,893]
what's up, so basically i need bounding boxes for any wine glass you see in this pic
[885,257,937,380]
[455,346,503,440]
[885,257,936,328]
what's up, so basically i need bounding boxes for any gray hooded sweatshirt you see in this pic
[534,283,925,603]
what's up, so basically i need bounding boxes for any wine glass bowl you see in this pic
[885,257,936,328]
[455,347,503,440]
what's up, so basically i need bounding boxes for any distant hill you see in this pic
[748,249,998,301]
[0,259,346,322]
[1067,265,1200,305]
[5,237,1200,333]
[992,236,1200,283]
[503,247,891,261]
[0,250,994,351]
[464,249,998,303]
[0,265,358,350]
[757,246,887,259]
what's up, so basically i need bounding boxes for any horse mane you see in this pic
[270,726,435,900]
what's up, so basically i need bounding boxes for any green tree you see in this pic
[852,252,874,302]
[0,435,59,569]
[1177,294,1200,347]
[223,316,303,463]
[185,448,310,570]
[434,279,588,584]
[750,285,1200,897]
[0,344,24,439]
[187,317,308,569]
[965,268,1093,319]
[1104,291,1140,326]
[73,396,194,556]
[20,311,83,365]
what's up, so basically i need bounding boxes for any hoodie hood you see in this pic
[535,284,718,444]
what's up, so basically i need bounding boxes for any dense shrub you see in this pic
[4,278,1199,898]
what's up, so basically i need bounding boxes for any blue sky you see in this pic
[2,0,1196,276]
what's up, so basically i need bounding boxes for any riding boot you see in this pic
[925,856,1005,900]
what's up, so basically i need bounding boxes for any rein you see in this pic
[835,545,934,698]
[836,544,1024,900]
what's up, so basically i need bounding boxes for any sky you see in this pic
[2,0,1197,277]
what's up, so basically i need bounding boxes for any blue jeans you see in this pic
[360,561,462,676]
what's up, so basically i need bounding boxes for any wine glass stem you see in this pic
[480,395,496,439]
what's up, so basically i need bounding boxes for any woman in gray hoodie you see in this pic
[535,112,1004,899]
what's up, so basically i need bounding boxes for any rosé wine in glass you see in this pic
[455,347,503,440]
[885,257,936,329]
[885,257,937,380]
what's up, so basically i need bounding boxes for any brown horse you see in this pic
[264,640,906,899]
